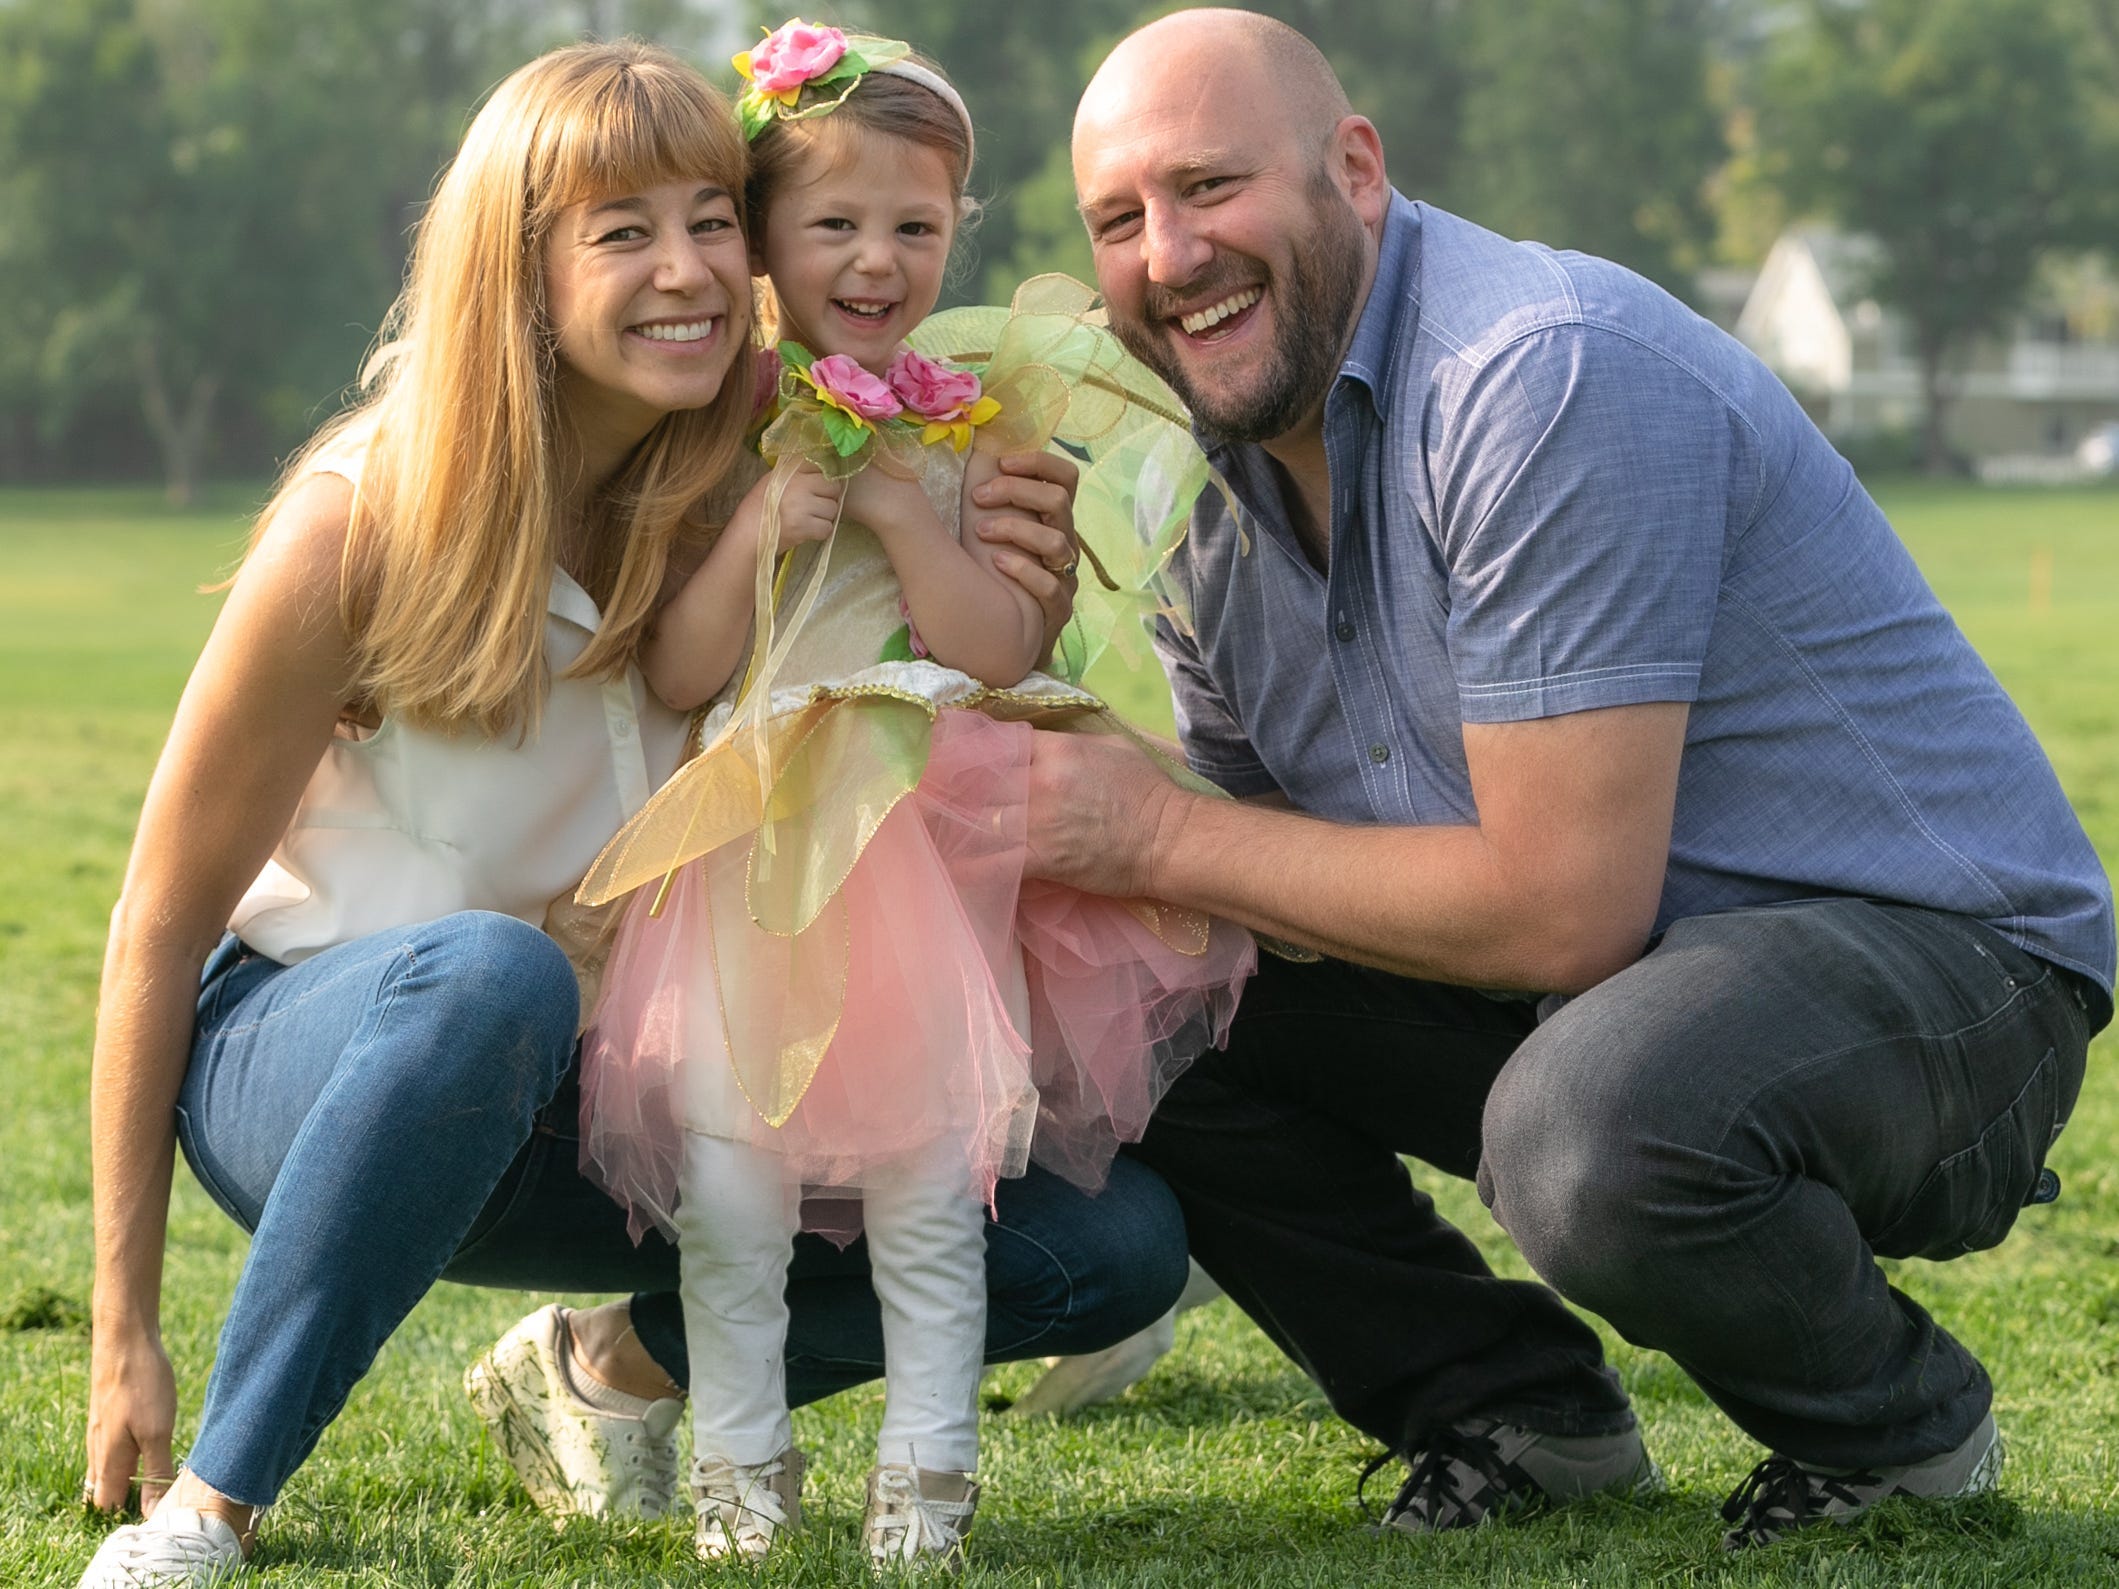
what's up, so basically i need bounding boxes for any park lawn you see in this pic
[2,481,2117,1588]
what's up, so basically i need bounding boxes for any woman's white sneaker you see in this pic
[464,1304,682,1518]
[76,1505,244,1588]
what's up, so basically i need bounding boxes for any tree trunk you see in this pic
[1913,326,1957,477]
[137,338,220,508]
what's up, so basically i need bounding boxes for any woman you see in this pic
[76,41,1185,1586]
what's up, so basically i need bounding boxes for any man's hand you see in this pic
[1024,701,1687,993]
[972,451,1081,621]
[1023,729,1187,899]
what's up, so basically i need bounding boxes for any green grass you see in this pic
[4,481,2117,1586]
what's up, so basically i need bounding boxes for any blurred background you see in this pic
[3,0,2117,501]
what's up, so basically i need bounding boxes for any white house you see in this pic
[1734,228,2119,462]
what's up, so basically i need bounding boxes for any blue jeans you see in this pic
[1137,898,2101,1470]
[174,913,1189,1506]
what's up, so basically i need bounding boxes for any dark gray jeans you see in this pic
[1134,898,2102,1470]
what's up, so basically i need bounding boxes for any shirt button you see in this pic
[1335,620,1355,642]
[613,717,635,741]
[1368,743,1390,765]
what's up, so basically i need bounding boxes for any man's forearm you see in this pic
[1147,791,1645,994]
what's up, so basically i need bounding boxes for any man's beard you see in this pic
[1110,176,1367,445]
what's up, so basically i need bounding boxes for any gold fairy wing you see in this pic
[748,695,932,937]
[707,843,847,1127]
[574,699,838,907]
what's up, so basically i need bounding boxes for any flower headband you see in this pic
[732,20,975,169]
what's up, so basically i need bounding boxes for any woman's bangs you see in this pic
[544,66,745,217]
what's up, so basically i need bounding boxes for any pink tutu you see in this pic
[579,708,1255,1243]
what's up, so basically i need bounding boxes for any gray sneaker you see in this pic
[1720,1412,2004,1549]
[1376,1417,1662,1532]
[464,1304,682,1519]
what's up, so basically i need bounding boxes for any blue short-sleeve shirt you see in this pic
[1158,194,2115,996]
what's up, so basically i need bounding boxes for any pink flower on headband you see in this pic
[885,349,982,423]
[744,21,847,95]
[808,354,903,422]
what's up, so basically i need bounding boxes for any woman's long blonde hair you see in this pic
[262,41,755,737]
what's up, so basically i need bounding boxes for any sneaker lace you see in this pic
[106,1517,238,1574]
[1721,1455,1884,1537]
[694,1452,793,1527]
[616,1423,674,1513]
[869,1466,974,1560]
[1360,1422,1516,1527]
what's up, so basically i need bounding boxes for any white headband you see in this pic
[873,58,976,174]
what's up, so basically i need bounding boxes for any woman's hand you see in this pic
[85,1326,177,1515]
[971,451,1081,642]
[84,471,354,1519]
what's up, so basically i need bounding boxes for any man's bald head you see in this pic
[1070,8,1386,448]
[1075,8,1352,157]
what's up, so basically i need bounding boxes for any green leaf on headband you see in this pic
[737,94,775,141]
[835,37,912,78]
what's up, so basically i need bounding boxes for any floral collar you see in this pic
[776,342,1000,462]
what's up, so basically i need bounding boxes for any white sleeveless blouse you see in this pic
[229,449,689,965]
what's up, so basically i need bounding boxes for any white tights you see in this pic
[675,1130,986,1473]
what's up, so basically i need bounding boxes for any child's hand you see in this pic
[844,466,941,540]
[771,464,845,549]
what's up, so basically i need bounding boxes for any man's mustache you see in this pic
[1137,257,1267,325]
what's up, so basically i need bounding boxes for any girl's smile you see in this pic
[754,131,958,373]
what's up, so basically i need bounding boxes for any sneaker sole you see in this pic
[1954,1426,2005,1498]
[465,1349,597,1519]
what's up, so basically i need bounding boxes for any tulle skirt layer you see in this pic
[579,707,1254,1243]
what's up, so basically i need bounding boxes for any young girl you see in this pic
[575,22,1254,1569]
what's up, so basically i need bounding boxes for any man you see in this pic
[1034,6,2114,1549]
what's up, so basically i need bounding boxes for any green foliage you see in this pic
[0,0,713,496]
[1452,0,1725,294]
[3,482,2118,1585]
[6,1,2117,492]
[1757,0,2096,469]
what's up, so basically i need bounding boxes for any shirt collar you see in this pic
[549,567,604,633]
[1335,190,1421,407]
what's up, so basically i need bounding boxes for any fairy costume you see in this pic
[576,275,1256,1243]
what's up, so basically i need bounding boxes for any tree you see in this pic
[1452,0,1724,296]
[1759,0,2094,472]
[0,0,411,499]
[0,0,589,495]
